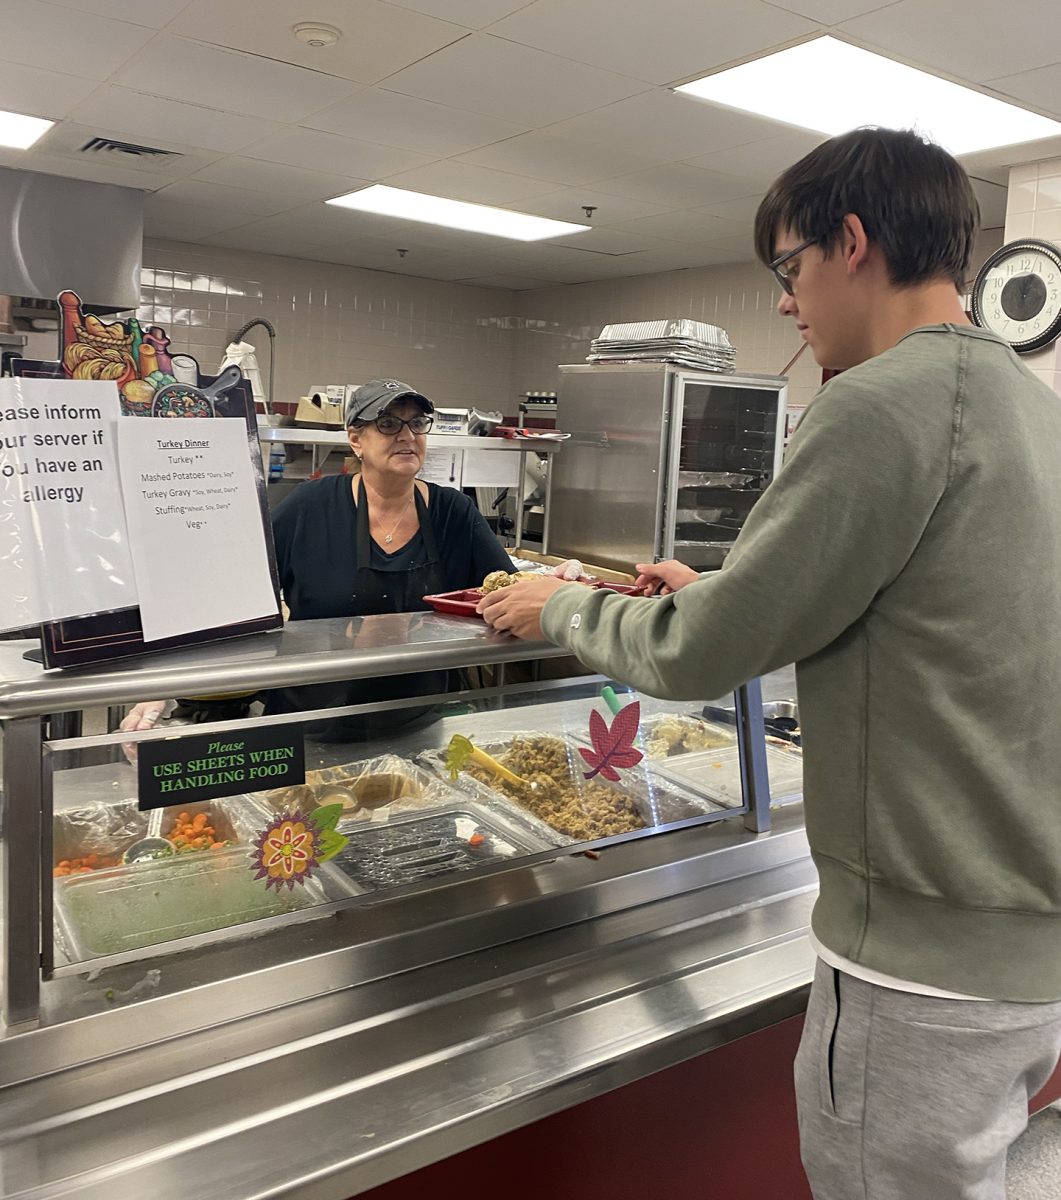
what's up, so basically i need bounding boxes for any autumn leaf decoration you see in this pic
[579,701,643,782]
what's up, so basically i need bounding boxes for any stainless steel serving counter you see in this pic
[0,617,815,1198]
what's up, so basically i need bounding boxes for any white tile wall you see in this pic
[1004,157,1061,393]
[512,262,825,415]
[136,238,519,408]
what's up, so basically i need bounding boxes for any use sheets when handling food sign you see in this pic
[116,417,279,643]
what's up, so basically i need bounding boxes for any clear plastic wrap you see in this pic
[246,754,459,826]
[420,731,722,846]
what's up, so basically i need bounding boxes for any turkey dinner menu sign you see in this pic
[116,416,278,643]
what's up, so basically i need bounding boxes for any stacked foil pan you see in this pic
[587,318,736,372]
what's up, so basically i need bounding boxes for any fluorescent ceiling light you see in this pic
[675,36,1061,156]
[327,185,590,241]
[0,109,54,150]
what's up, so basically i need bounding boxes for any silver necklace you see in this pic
[380,495,413,545]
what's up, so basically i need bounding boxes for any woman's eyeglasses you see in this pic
[373,413,434,436]
[769,236,818,295]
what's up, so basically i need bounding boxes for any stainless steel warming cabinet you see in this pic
[0,614,815,1199]
[548,362,788,572]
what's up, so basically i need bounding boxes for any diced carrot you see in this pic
[209,841,225,850]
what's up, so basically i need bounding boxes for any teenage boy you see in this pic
[479,127,1061,1199]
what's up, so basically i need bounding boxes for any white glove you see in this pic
[119,701,170,763]
[552,558,584,581]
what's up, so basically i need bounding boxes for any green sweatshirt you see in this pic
[542,325,1061,1002]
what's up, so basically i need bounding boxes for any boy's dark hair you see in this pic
[753,127,980,288]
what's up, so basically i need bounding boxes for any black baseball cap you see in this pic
[344,379,433,426]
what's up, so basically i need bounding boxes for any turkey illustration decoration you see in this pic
[579,701,643,781]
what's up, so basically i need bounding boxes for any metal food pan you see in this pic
[247,755,457,827]
[328,802,552,893]
[652,742,804,809]
[421,731,724,845]
[52,796,250,877]
[639,712,736,759]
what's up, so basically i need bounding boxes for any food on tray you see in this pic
[644,716,735,758]
[464,734,645,841]
[165,810,229,853]
[261,766,425,817]
[480,569,539,593]
[54,853,119,877]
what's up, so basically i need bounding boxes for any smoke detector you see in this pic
[293,23,341,47]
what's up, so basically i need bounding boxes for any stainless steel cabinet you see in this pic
[549,363,787,572]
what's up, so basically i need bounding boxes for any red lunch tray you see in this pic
[423,580,642,619]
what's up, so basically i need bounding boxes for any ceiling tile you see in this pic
[199,205,383,255]
[0,0,156,81]
[382,160,561,204]
[193,157,366,205]
[201,221,338,258]
[0,147,155,190]
[989,63,1061,121]
[304,88,527,155]
[490,0,819,85]
[36,121,218,180]
[458,128,664,186]
[150,178,296,217]
[763,0,898,22]
[243,128,433,180]
[694,193,767,224]
[382,0,535,27]
[546,227,679,254]
[549,92,791,162]
[169,0,467,86]
[591,163,757,207]
[839,0,1061,83]
[42,0,193,26]
[71,86,280,154]
[684,130,828,181]
[520,188,679,224]
[382,33,648,126]
[0,60,99,120]
[457,274,556,289]
[144,195,251,241]
[608,209,740,243]
[113,35,354,121]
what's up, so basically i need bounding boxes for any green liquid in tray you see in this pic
[60,854,319,957]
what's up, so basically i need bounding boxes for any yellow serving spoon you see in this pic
[445,734,527,788]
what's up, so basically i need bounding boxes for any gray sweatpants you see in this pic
[795,959,1061,1199]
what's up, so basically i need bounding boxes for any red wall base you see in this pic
[357,1016,812,1200]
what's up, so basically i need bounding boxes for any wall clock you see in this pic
[970,238,1061,354]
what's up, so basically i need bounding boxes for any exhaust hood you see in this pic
[0,166,143,314]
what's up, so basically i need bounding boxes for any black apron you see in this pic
[265,480,451,741]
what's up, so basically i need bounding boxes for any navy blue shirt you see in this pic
[271,475,511,619]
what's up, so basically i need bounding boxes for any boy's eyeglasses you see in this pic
[373,413,433,436]
[769,236,818,295]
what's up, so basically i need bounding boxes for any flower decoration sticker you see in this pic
[251,803,348,890]
[579,699,643,782]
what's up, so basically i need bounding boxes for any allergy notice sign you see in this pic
[0,378,136,629]
[137,723,306,810]
[117,417,279,642]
